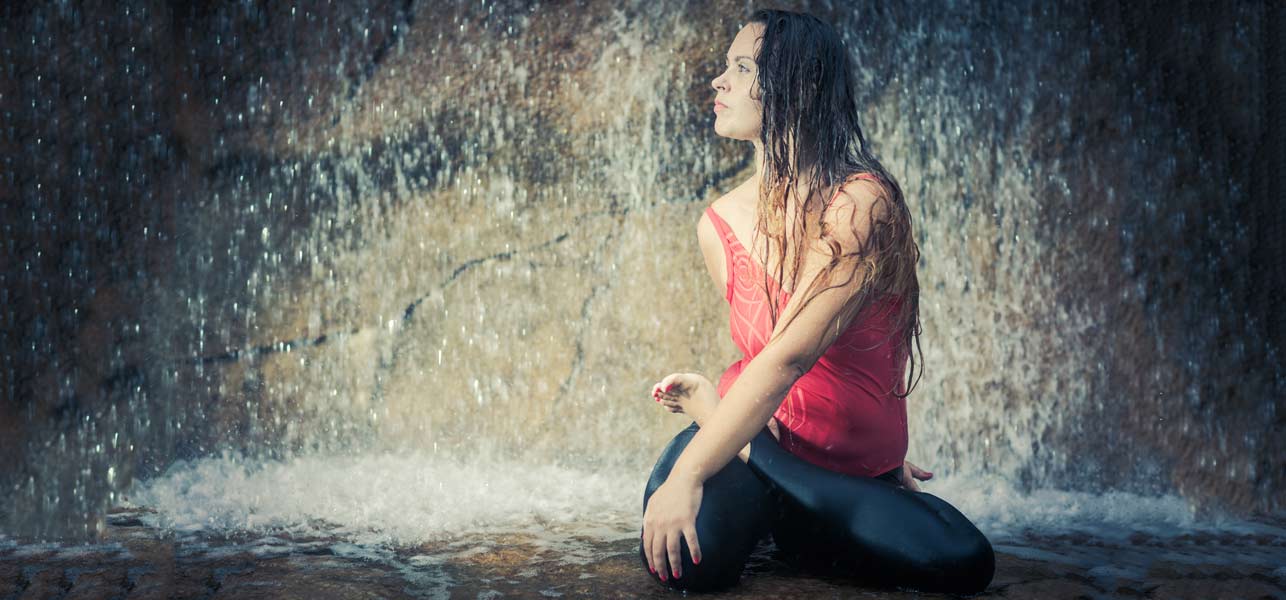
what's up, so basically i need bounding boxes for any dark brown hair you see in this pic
[748,8,923,397]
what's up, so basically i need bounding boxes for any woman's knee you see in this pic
[637,536,742,593]
[639,423,777,591]
[638,472,775,592]
[908,492,996,593]
[642,422,700,506]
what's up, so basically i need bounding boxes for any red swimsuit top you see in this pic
[706,173,908,478]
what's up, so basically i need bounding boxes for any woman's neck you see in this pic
[752,140,819,206]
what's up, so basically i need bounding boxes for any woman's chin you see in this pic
[712,122,752,141]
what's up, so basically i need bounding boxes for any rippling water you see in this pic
[3,454,1283,596]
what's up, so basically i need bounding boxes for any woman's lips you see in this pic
[714,101,728,112]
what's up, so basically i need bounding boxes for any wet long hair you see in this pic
[747,8,923,397]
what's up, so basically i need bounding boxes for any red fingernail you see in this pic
[649,565,655,574]
[693,557,700,565]
[660,572,667,581]
[673,568,680,578]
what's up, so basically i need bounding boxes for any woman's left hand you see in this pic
[899,460,934,491]
[641,474,704,581]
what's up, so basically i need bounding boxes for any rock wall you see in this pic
[2,0,1282,541]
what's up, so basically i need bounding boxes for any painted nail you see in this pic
[693,557,700,565]
[672,568,680,578]
[659,572,667,581]
[648,565,655,574]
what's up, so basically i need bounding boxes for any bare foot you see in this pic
[651,373,720,427]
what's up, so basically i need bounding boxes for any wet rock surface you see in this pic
[2,508,1283,599]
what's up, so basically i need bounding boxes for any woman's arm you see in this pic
[665,343,800,486]
[643,182,884,579]
[670,181,886,486]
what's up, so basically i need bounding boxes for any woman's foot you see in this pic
[651,373,720,427]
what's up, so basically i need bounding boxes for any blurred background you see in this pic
[1,0,1282,565]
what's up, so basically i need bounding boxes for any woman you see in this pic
[638,9,994,594]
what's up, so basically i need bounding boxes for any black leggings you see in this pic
[639,422,995,594]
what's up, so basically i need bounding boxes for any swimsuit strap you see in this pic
[705,206,738,302]
[705,173,882,301]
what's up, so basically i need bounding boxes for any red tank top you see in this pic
[706,173,909,478]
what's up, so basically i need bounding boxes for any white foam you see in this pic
[119,452,1282,552]
[120,450,641,547]
[925,473,1286,542]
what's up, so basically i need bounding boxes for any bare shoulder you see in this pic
[697,190,740,293]
[708,184,750,215]
[700,181,752,230]
[698,190,732,251]
[825,175,890,248]
[833,173,887,210]
[697,194,721,235]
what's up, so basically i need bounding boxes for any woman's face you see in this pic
[711,22,764,141]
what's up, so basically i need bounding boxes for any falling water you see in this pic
[2,0,1283,592]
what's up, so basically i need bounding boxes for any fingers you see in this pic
[642,497,660,577]
[906,460,934,480]
[683,525,702,567]
[660,374,677,393]
[642,519,655,576]
[651,374,688,406]
[655,392,682,409]
[650,531,669,582]
[663,373,689,393]
[894,466,919,492]
[666,529,683,579]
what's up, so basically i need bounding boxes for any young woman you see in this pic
[638,9,994,594]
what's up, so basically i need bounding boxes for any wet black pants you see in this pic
[639,422,995,594]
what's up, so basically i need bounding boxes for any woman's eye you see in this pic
[738,65,749,73]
